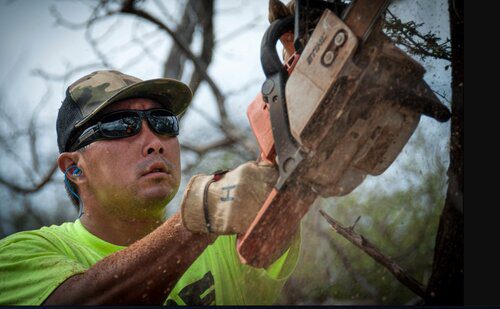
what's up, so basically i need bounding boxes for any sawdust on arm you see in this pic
[43,212,214,305]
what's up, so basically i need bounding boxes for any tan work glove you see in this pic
[181,161,278,234]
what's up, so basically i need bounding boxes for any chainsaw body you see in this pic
[238,0,450,267]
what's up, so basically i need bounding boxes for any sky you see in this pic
[0,0,452,223]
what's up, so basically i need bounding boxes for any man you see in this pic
[0,70,300,305]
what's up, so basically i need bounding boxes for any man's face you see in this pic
[77,98,181,218]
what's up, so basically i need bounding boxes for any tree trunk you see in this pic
[425,0,464,305]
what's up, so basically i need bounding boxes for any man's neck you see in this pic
[81,215,163,246]
[79,200,166,246]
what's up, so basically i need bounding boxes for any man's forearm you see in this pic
[44,212,213,305]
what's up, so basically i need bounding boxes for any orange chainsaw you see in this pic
[236,0,451,267]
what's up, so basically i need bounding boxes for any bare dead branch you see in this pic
[130,30,163,64]
[180,145,250,175]
[50,0,257,158]
[350,215,361,230]
[50,1,118,30]
[319,209,428,300]
[119,1,226,111]
[119,43,158,72]
[187,0,213,93]
[101,23,161,64]
[21,198,45,227]
[82,14,152,64]
[93,17,123,43]
[432,89,450,104]
[31,63,103,82]
[163,0,199,80]
[153,0,178,24]
[104,37,140,63]
[0,134,38,184]
[52,1,121,69]
[312,225,378,297]
[384,10,451,61]
[49,4,89,29]
[180,137,243,175]
[185,105,222,130]
[0,104,18,130]
[181,0,258,154]
[28,87,52,173]
[0,162,58,194]
[85,20,113,68]
[181,138,236,156]
[0,96,42,184]
[118,1,257,156]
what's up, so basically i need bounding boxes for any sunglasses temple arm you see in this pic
[70,123,102,152]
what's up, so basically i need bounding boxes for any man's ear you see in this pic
[57,152,85,184]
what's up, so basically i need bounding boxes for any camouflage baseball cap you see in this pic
[56,70,192,153]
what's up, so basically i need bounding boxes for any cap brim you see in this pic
[75,78,192,128]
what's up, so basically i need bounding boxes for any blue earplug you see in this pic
[64,164,84,218]
[72,167,82,177]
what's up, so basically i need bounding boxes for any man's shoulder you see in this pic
[0,221,78,249]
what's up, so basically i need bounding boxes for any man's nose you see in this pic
[139,119,165,155]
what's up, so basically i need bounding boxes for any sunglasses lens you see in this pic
[70,109,179,151]
[148,110,179,136]
[100,112,140,138]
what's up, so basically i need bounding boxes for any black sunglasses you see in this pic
[69,108,179,151]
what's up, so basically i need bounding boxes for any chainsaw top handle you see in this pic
[260,15,294,78]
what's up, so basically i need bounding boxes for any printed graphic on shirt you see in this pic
[166,271,215,305]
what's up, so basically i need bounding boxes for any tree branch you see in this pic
[130,30,163,64]
[118,1,257,156]
[319,209,428,301]
[384,10,451,61]
[152,0,178,25]
[187,0,214,94]
[21,198,46,227]
[0,162,58,194]
[85,19,113,68]
[162,0,199,80]
[31,63,103,82]
[28,87,52,173]
[181,138,236,156]
[0,138,36,185]
[119,1,226,109]
[312,224,378,297]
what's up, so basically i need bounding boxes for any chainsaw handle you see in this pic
[261,16,294,77]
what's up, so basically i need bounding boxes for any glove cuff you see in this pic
[181,173,212,233]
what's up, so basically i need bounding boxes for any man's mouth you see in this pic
[142,162,170,176]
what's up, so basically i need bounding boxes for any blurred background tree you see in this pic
[277,130,449,305]
[0,0,462,305]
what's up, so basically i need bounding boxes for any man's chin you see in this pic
[140,186,177,206]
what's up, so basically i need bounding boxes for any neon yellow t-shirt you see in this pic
[0,219,300,305]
